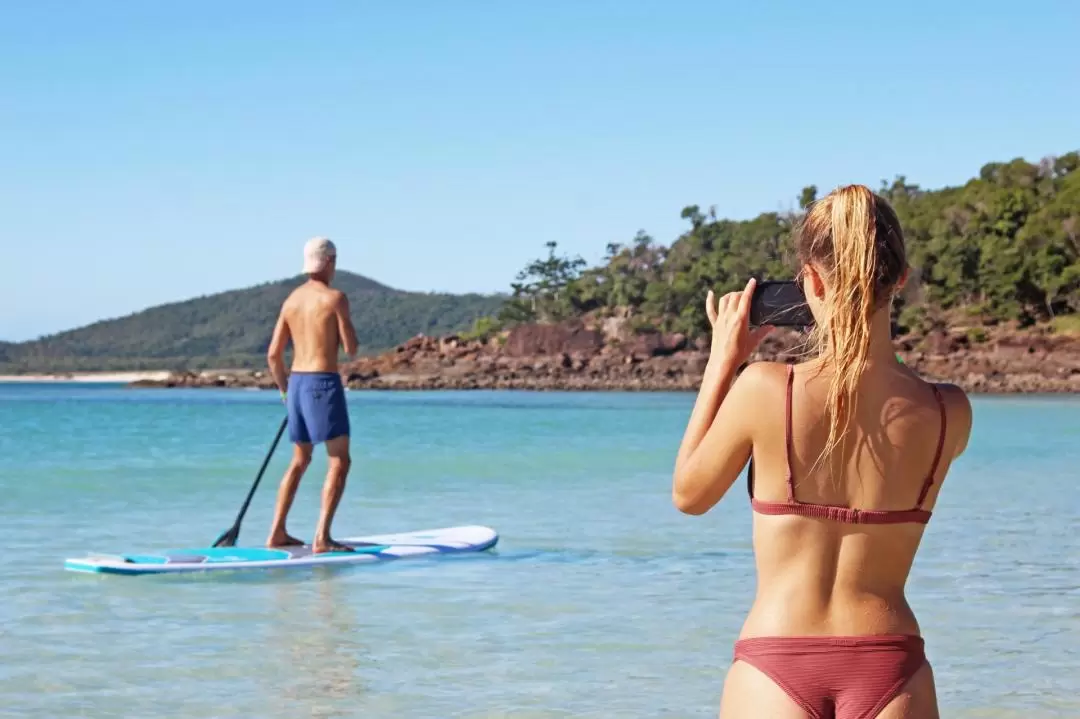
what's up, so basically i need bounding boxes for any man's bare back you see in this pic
[265,236,360,554]
[274,281,358,374]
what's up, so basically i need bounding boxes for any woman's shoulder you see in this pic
[929,380,970,404]
[732,360,792,396]
[927,380,974,456]
[919,377,972,420]
[723,362,793,438]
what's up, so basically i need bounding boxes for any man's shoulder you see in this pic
[280,286,302,308]
[283,283,348,313]
[325,287,349,307]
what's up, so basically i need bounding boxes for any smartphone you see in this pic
[749,280,814,328]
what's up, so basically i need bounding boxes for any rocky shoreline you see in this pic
[127,320,1080,394]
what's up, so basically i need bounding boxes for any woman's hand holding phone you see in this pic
[705,277,774,372]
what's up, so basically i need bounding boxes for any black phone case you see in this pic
[749,280,814,328]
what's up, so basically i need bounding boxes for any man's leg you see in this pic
[269,373,311,547]
[312,435,352,553]
[267,442,313,547]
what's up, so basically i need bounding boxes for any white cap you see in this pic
[302,236,336,274]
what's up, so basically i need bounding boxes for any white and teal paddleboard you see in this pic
[63,525,498,575]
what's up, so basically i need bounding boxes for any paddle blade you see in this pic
[212,526,239,548]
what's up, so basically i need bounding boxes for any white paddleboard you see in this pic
[63,525,498,575]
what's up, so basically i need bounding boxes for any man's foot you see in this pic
[267,533,306,548]
[312,538,355,554]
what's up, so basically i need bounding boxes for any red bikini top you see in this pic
[748,364,947,525]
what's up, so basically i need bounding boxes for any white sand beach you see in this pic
[0,371,172,384]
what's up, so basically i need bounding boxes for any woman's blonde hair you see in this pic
[795,184,907,470]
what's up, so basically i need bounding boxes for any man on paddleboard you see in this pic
[265,236,359,554]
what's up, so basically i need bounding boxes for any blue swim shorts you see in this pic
[286,372,350,445]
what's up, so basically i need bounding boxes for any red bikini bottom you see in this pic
[732,634,927,719]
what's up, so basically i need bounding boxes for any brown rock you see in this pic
[504,322,604,357]
[922,330,959,355]
[628,331,688,358]
[126,321,1080,394]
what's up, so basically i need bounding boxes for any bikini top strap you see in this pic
[915,384,948,509]
[784,364,796,502]
[746,457,755,499]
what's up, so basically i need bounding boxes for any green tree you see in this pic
[498,241,587,324]
[488,149,1079,341]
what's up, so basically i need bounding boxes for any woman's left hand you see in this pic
[705,277,774,370]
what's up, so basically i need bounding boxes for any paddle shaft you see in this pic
[216,416,288,545]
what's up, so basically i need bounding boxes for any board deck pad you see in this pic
[64,525,498,575]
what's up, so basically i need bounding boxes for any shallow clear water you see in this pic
[0,384,1076,718]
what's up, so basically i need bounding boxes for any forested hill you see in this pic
[1,272,504,372]
[488,151,1080,340]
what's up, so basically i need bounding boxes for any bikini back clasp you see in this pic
[748,364,947,525]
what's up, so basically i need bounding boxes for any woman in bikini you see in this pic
[672,184,973,718]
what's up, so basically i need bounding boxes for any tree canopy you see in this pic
[488,151,1080,339]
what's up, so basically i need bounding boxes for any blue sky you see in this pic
[1,1,1077,341]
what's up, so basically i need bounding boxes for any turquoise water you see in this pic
[1,384,1077,718]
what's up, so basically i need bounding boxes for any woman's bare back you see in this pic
[740,359,972,639]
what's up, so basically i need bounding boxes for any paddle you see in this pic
[212,416,289,548]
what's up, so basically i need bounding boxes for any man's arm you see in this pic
[267,306,291,396]
[334,292,359,359]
